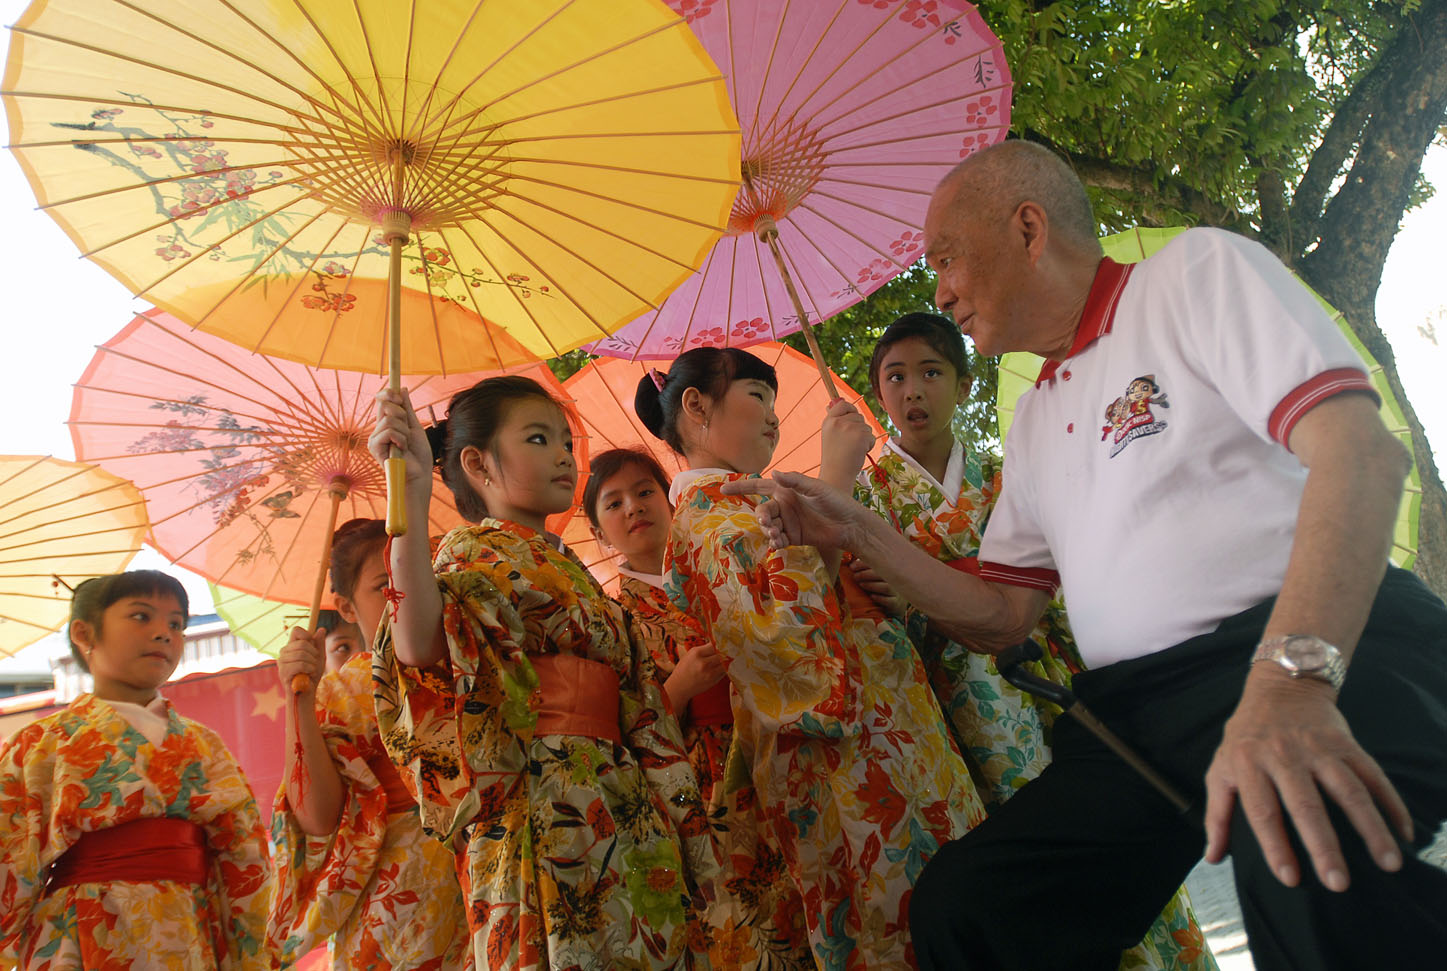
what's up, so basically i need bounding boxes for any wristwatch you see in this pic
[1250,634,1347,692]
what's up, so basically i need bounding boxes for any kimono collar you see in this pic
[883,437,965,503]
[1036,257,1134,387]
[481,516,564,550]
[617,566,666,590]
[668,467,736,506]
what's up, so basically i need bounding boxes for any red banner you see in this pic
[163,660,288,824]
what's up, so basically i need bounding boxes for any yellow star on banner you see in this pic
[250,684,286,722]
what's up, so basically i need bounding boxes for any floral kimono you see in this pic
[667,470,988,971]
[857,439,1218,971]
[267,652,471,970]
[372,520,716,971]
[0,694,273,970]
[616,571,815,971]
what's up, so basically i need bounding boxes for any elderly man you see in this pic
[726,140,1447,970]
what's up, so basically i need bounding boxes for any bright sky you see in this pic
[1,1,1444,632]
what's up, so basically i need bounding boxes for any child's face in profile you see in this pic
[324,621,364,674]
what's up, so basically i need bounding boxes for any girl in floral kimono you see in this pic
[369,375,715,970]
[854,312,1217,971]
[585,447,815,971]
[0,570,273,970]
[267,517,471,970]
[636,347,987,970]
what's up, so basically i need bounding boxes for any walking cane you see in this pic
[996,641,1202,830]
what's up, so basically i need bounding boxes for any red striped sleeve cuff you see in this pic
[978,562,1060,593]
[1268,368,1379,448]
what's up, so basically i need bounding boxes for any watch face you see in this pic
[1283,636,1328,671]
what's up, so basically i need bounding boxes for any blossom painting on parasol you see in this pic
[6,0,740,532]
[586,0,1010,380]
[68,308,585,611]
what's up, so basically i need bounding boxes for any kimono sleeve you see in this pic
[373,534,539,845]
[670,492,858,735]
[191,725,275,971]
[0,722,49,964]
[267,657,393,964]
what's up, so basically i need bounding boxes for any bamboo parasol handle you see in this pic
[741,164,839,402]
[381,167,412,537]
[292,478,350,695]
[754,214,840,400]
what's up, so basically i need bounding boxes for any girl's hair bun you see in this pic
[634,372,667,440]
[424,418,449,468]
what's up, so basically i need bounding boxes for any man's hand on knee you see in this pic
[1202,665,1413,892]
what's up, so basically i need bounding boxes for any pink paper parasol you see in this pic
[561,341,883,591]
[586,0,1010,366]
[70,308,582,615]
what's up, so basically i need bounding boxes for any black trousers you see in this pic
[910,567,1447,971]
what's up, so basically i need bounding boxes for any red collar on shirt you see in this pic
[1035,257,1135,387]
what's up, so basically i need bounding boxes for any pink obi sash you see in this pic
[47,817,209,891]
[687,679,733,727]
[531,654,623,745]
[364,751,416,813]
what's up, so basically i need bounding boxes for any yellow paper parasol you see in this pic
[0,455,149,658]
[5,0,740,530]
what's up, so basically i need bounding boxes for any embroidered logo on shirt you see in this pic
[1102,374,1169,457]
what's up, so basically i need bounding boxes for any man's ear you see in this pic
[1014,199,1049,266]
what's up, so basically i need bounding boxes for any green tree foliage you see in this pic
[809,0,1447,592]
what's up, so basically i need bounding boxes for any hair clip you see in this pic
[649,367,667,391]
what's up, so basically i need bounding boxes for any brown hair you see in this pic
[328,518,386,599]
[583,448,672,528]
[428,375,572,522]
[67,570,189,673]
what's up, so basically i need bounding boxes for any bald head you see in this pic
[936,141,1101,253]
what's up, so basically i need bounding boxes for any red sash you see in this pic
[838,559,886,621]
[531,654,623,745]
[687,679,733,727]
[945,556,982,576]
[364,751,416,813]
[46,817,209,892]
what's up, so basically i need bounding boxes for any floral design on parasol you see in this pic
[4,0,741,373]
[995,226,1421,568]
[68,308,585,613]
[0,455,149,658]
[6,0,738,534]
[560,341,883,592]
[587,0,1010,366]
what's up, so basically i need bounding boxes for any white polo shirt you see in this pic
[979,228,1378,667]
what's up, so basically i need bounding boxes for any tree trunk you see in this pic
[1298,0,1447,596]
